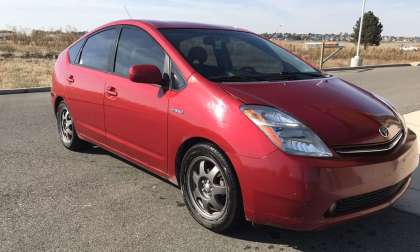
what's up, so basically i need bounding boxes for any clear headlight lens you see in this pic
[241,105,332,157]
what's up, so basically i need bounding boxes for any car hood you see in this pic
[220,77,402,147]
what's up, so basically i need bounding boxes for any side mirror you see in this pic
[129,64,164,85]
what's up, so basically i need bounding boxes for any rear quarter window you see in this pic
[68,39,84,64]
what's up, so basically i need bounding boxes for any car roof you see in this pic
[104,19,248,32]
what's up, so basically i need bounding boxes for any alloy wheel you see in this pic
[59,108,73,144]
[186,156,229,220]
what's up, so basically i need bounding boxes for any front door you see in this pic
[104,27,169,174]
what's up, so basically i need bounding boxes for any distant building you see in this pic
[0,31,14,41]
[265,32,420,43]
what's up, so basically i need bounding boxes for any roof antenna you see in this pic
[123,4,133,19]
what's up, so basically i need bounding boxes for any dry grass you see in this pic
[0,58,54,89]
[276,41,420,68]
[0,30,79,89]
[1,29,420,89]
[3,30,80,55]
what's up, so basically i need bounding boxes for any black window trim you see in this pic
[68,24,188,91]
[74,25,121,73]
[111,25,167,78]
[169,59,187,91]
[109,25,188,91]
[68,38,86,65]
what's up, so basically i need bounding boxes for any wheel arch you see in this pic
[175,137,238,188]
[54,96,64,114]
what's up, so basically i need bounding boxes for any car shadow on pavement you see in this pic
[79,145,180,188]
[76,145,109,155]
[226,208,420,251]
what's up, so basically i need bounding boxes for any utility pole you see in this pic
[351,0,367,67]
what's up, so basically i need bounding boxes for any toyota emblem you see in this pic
[379,127,389,138]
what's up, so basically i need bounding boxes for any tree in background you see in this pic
[351,11,383,49]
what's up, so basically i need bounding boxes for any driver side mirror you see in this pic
[129,65,168,88]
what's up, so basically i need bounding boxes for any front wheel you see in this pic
[180,143,243,232]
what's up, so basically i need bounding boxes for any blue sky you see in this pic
[1,0,419,36]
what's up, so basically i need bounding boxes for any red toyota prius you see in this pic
[51,20,418,232]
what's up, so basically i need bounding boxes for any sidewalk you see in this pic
[395,110,420,215]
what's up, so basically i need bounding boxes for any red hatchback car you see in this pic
[51,20,419,232]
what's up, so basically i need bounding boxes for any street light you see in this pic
[351,0,367,67]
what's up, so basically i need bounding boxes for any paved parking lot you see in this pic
[332,66,420,114]
[1,67,420,251]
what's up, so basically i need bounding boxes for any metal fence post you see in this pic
[319,41,325,69]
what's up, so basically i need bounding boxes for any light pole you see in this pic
[351,0,367,67]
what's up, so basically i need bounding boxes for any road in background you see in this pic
[1,67,420,251]
[331,66,420,114]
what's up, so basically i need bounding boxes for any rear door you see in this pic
[103,26,170,174]
[66,28,118,144]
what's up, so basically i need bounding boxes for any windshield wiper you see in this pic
[249,72,327,81]
[281,71,326,77]
[208,72,327,83]
[208,75,266,82]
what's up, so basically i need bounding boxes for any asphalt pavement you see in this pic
[331,66,420,114]
[1,67,420,251]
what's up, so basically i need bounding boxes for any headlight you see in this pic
[241,105,332,157]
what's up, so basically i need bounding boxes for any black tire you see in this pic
[180,143,244,232]
[56,101,87,150]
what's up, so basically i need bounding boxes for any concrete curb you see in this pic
[394,110,420,216]
[0,87,51,95]
[324,63,412,72]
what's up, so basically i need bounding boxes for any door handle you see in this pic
[105,86,118,97]
[66,75,75,84]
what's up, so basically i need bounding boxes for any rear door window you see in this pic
[114,27,165,77]
[79,29,117,71]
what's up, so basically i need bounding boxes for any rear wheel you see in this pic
[56,101,87,150]
[180,143,243,232]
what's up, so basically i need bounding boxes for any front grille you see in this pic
[334,130,403,155]
[325,177,409,218]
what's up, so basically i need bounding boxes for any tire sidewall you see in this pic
[56,101,80,149]
[180,143,241,232]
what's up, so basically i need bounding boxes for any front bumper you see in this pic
[230,129,419,231]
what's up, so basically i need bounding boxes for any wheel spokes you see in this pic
[192,186,201,199]
[192,171,200,184]
[207,165,219,183]
[65,120,72,128]
[200,197,211,212]
[60,109,73,142]
[65,127,73,136]
[209,196,224,211]
[198,160,206,177]
[212,185,226,196]
[187,157,229,219]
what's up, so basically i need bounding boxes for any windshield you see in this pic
[160,29,324,83]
